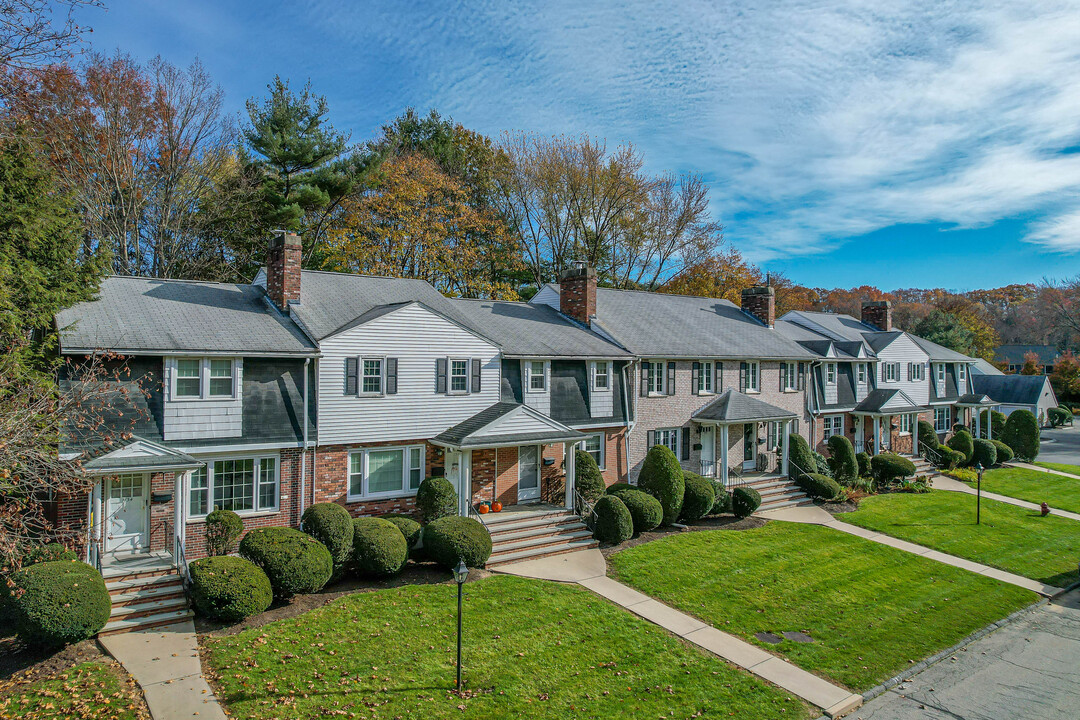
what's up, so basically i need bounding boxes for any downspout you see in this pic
[300,357,309,526]
[623,360,636,483]
[312,358,319,509]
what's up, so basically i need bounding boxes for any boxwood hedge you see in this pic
[239,527,333,597]
[6,561,110,646]
[422,516,492,569]
[607,487,662,534]
[731,486,761,518]
[352,518,408,577]
[416,476,458,523]
[637,444,684,525]
[679,472,716,522]
[301,503,354,580]
[592,495,633,545]
[381,513,422,550]
[189,556,272,622]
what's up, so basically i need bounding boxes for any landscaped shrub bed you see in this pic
[189,556,273,622]
[826,435,857,484]
[731,486,761,518]
[592,495,633,544]
[205,509,243,557]
[935,445,965,470]
[5,561,110,646]
[607,487,662,534]
[381,513,422,550]
[710,481,732,514]
[679,472,715,522]
[575,449,606,503]
[918,419,940,451]
[351,518,408,577]
[947,430,974,464]
[1001,409,1040,461]
[239,527,333,597]
[990,439,1014,463]
[18,542,77,566]
[788,433,815,479]
[970,438,997,469]
[637,445,684,525]
[798,472,841,500]
[871,453,916,483]
[302,503,354,580]
[422,516,492,569]
[415,476,457,523]
[856,452,872,479]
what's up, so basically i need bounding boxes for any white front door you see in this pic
[699,426,716,477]
[518,445,541,501]
[742,424,757,471]
[445,450,470,516]
[105,473,148,553]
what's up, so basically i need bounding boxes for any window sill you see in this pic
[187,509,278,524]
[346,491,419,504]
[744,389,761,395]
[170,395,239,403]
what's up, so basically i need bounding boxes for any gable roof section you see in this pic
[538,284,814,359]
[446,298,631,358]
[971,358,1005,375]
[910,335,975,362]
[57,276,317,356]
[691,389,797,423]
[971,374,1053,406]
[81,436,203,475]
[852,388,924,414]
[430,402,587,448]
[780,310,975,363]
[993,344,1061,365]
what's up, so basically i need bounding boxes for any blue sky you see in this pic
[76,0,1080,290]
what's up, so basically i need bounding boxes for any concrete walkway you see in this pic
[493,549,863,718]
[1011,461,1080,479]
[99,620,227,720]
[759,504,1063,596]
[932,472,1080,523]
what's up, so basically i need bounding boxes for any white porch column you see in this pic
[975,408,982,438]
[720,424,730,486]
[912,413,919,456]
[781,419,791,477]
[564,442,576,510]
[987,409,993,440]
[173,471,184,557]
[873,416,881,455]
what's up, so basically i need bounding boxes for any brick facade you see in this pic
[265,231,302,311]
[740,286,775,328]
[559,263,597,326]
[861,301,893,332]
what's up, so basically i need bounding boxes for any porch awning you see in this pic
[851,389,925,415]
[81,436,204,475]
[690,389,797,425]
[956,393,996,407]
[430,402,588,450]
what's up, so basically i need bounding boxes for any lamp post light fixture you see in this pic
[974,462,984,525]
[452,559,469,691]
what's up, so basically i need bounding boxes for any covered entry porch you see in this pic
[851,389,926,456]
[956,394,998,439]
[690,389,796,486]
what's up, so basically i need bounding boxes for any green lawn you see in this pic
[607,522,1035,691]
[1036,461,1080,477]
[0,659,146,720]
[964,467,1080,514]
[840,492,1080,588]
[203,575,813,720]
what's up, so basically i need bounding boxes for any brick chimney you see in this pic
[861,300,892,331]
[266,231,302,312]
[741,285,775,328]
[560,261,597,326]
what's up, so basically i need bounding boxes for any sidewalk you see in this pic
[99,620,227,720]
[932,473,1080,523]
[494,549,863,718]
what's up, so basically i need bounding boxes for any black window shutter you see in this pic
[435,358,447,394]
[666,361,676,396]
[385,358,398,395]
[779,362,786,391]
[647,429,655,448]
[716,362,723,392]
[345,357,358,395]
[640,363,649,397]
[681,426,690,461]
[739,361,748,392]
[797,362,805,391]
[471,358,482,393]
[691,362,700,395]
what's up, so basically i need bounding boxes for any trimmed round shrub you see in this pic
[609,488,662,534]
[947,429,974,464]
[935,445,965,470]
[302,503,354,580]
[592,495,633,545]
[188,556,272,622]
[731,487,761,518]
[239,527,333,597]
[575,449,606,503]
[679,472,716,522]
[1001,409,1040,461]
[856,452,872,478]
[918,419,940,450]
[788,433,815,480]
[423,516,492,569]
[709,480,732,514]
[637,444,684,525]
[1049,406,1071,427]
[871,453,917,483]
[606,482,633,495]
[205,509,243,557]
[971,438,997,469]
[352,518,408,577]
[416,476,458,523]
[20,543,77,567]
[826,435,858,484]
[381,513,422,550]
[798,473,842,501]
[990,439,1014,463]
[7,561,109,646]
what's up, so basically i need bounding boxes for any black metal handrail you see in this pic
[574,488,597,528]
[921,443,943,468]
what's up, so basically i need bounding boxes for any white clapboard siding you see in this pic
[876,334,930,405]
[530,285,560,311]
[162,359,243,441]
[317,304,500,445]
[590,376,614,419]
[823,363,839,405]
[854,362,870,402]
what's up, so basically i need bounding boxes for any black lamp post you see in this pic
[974,462,984,525]
[452,559,469,691]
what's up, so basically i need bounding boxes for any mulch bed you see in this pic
[599,514,766,558]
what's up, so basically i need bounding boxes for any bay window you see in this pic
[188,454,278,517]
[348,445,425,500]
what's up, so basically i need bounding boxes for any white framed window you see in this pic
[884,363,899,382]
[647,360,666,395]
[766,421,782,450]
[899,414,912,434]
[911,363,925,381]
[526,360,546,393]
[361,357,383,395]
[592,361,610,391]
[936,364,945,383]
[188,454,278,517]
[826,363,837,385]
[781,362,797,391]
[171,357,239,400]
[655,428,679,454]
[582,433,605,469]
[934,407,950,432]
[958,364,967,382]
[348,445,425,500]
[450,359,470,393]
[745,361,760,393]
[823,415,844,440]
[698,360,714,394]
[857,363,867,384]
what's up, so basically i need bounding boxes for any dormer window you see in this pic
[826,363,837,385]
[959,364,967,382]
[857,363,867,384]
[175,359,201,397]
[527,360,547,392]
[170,357,238,400]
[593,361,610,391]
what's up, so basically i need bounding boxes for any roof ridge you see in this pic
[104,275,243,288]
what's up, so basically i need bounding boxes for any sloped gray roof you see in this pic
[853,388,924,414]
[57,277,317,355]
[910,335,975,362]
[957,393,995,406]
[993,344,1061,365]
[542,285,815,359]
[691,389,797,423]
[430,402,586,448]
[82,437,203,474]
[447,299,631,358]
[779,310,975,362]
[971,358,1004,375]
[972,374,1054,406]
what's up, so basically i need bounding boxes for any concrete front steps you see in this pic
[485,507,598,569]
[742,476,812,512]
[102,566,192,636]
[909,455,935,475]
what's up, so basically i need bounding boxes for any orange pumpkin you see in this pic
[491,502,503,512]
[477,503,489,514]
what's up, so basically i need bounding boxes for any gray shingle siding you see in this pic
[501,359,629,426]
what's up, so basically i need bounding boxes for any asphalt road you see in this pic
[1035,423,1080,466]
[856,589,1080,720]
